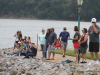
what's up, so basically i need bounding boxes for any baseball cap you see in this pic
[91,18,96,23]
[63,27,67,30]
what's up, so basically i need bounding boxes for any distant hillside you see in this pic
[0,0,100,21]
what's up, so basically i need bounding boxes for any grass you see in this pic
[55,49,100,61]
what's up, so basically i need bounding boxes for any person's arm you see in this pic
[80,35,88,44]
[52,39,57,45]
[58,36,60,41]
[52,34,57,45]
[70,36,78,40]
[33,45,37,49]
[58,33,61,41]
[14,34,16,37]
[92,23,99,34]
[68,32,70,39]
[44,39,46,46]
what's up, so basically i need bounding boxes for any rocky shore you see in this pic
[0,48,100,75]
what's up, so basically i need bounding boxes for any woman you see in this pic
[44,29,50,58]
[18,31,22,41]
[39,29,46,59]
[78,28,88,63]
[69,26,80,63]
[14,31,19,49]
[27,37,31,49]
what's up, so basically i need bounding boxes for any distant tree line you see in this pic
[0,0,100,21]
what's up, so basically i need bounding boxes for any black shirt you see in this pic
[73,32,80,43]
[30,47,37,56]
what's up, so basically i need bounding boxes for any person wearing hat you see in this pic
[88,18,100,65]
[47,28,57,60]
[58,27,70,57]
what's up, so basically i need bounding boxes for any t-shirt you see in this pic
[39,33,46,45]
[45,35,49,45]
[30,47,37,56]
[19,34,22,41]
[24,39,28,43]
[20,46,23,49]
[49,32,57,45]
[88,25,100,42]
[59,32,70,42]
[73,32,80,43]
[23,44,27,50]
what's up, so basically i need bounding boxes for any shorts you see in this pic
[73,42,79,48]
[16,41,18,43]
[61,41,67,49]
[89,42,99,52]
[80,45,88,54]
[48,45,55,52]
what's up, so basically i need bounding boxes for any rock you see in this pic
[18,69,25,74]
[0,72,5,75]
[26,73,32,75]
[10,70,17,75]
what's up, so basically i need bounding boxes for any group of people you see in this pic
[7,18,100,65]
[39,18,100,65]
[6,31,37,58]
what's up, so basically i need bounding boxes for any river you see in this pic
[0,19,100,49]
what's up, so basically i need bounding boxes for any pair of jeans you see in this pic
[24,51,34,58]
[44,45,48,58]
[19,50,26,56]
[41,44,46,58]
[6,51,18,54]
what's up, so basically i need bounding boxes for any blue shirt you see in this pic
[49,32,57,45]
[39,33,46,45]
[60,32,70,42]
[23,44,27,50]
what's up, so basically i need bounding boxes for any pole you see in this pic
[78,5,81,33]
[37,34,38,50]
[78,13,80,33]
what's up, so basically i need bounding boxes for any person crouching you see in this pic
[24,43,37,58]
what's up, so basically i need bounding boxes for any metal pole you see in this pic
[37,34,38,50]
[78,13,80,33]
[78,5,81,33]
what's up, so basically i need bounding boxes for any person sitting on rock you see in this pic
[23,43,37,58]
[19,39,27,56]
[6,41,22,55]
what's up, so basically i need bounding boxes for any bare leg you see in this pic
[82,54,84,59]
[62,48,64,55]
[83,54,87,60]
[64,49,66,55]
[48,52,51,59]
[90,52,94,60]
[74,48,78,62]
[95,52,99,60]
[52,52,55,59]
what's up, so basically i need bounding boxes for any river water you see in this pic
[0,19,100,49]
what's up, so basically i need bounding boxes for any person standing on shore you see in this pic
[18,31,22,42]
[78,28,88,63]
[88,18,100,65]
[39,29,46,59]
[47,28,57,60]
[58,27,70,57]
[14,31,19,49]
[69,26,80,63]
[44,29,50,58]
